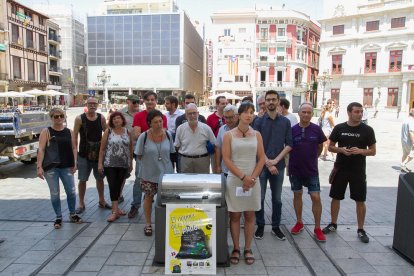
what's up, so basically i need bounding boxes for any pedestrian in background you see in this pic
[222,102,265,265]
[207,96,227,137]
[400,108,414,173]
[320,100,335,161]
[37,108,82,229]
[136,110,174,236]
[164,95,183,172]
[98,112,133,222]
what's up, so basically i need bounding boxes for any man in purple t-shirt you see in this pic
[288,103,327,242]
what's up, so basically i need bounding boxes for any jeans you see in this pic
[256,167,285,228]
[131,157,142,208]
[44,167,76,218]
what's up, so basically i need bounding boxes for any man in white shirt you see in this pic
[279,98,298,127]
[175,104,216,173]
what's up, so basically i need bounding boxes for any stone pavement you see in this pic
[0,110,413,275]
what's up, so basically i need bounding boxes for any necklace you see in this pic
[150,130,163,161]
[238,126,249,137]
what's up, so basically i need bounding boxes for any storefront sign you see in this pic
[165,204,216,275]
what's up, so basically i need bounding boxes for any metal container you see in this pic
[157,174,225,207]
[154,173,229,266]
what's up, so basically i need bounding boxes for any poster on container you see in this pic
[165,204,216,275]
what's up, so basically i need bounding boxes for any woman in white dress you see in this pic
[222,102,265,265]
[320,100,335,160]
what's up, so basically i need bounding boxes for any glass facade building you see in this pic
[87,14,181,66]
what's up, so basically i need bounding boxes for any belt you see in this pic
[180,153,209,158]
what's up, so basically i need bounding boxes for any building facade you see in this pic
[318,0,414,117]
[211,5,320,111]
[87,0,204,105]
[0,0,8,93]
[47,20,62,92]
[4,0,49,94]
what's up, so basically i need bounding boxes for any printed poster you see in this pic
[165,204,216,275]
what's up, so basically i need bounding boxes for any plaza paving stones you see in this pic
[0,110,414,275]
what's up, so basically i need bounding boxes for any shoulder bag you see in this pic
[41,128,61,171]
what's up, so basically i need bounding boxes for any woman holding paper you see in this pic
[222,102,265,265]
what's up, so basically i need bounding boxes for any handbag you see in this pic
[206,140,215,155]
[41,128,61,171]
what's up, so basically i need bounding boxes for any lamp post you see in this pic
[97,68,111,112]
[317,71,333,107]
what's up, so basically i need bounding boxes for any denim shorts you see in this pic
[77,156,104,182]
[289,175,320,193]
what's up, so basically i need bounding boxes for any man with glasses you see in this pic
[118,94,141,204]
[175,104,216,173]
[128,91,167,218]
[289,103,327,242]
[175,94,206,129]
[215,105,239,174]
[74,97,110,214]
[253,90,293,240]
[207,96,227,137]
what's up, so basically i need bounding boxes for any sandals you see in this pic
[144,225,153,236]
[230,248,240,264]
[117,209,126,216]
[69,214,83,224]
[54,218,62,229]
[99,202,112,209]
[107,212,120,222]
[244,249,255,265]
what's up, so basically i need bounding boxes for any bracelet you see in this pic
[240,175,246,181]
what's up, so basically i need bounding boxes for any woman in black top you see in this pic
[37,108,82,229]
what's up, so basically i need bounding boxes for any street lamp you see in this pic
[97,68,111,112]
[317,71,333,107]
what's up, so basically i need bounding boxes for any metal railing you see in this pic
[49,66,61,73]
[48,34,61,43]
[255,81,308,89]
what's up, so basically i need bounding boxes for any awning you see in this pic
[0,44,6,52]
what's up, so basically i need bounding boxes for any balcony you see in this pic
[49,66,62,73]
[49,50,62,59]
[48,34,61,43]
[254,81,308,92]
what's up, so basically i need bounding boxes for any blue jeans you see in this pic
[256,167,285,228]
[44,167,76,218]
[131,157,142,208]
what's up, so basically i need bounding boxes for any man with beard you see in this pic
[164,95,183,172]
[215,104,239,175]
[253,90,292,240]
[323,102,376,243]
[175,104,216,173]
[74,97,110,213]
[128,91,167,218]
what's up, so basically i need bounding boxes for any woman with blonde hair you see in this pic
[320,100,335,160]
[37,108,82,229]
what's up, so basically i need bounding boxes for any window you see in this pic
[277,28,285,37]
[11,24,19,43]
[39,63,46,82]
[387,88,398,106]
[26,29,34,48]
[277,46,285,53]
[224,29,231,36]
[12,56,21,79]
[365,52,377,73]
[333,25,344,35]
[11,4,17,14]
[389,50,402,72]
[297,28,303,41]
[235,75,244,82]
[331,89,340,104]
[391,17,405,28]
[27,60,35,81]
[39,17,44,26]
[366,20,379,31]
[260,28,268,40]
[332,54,342,74]
[219,77,222,82]
[39,34,46,51]
[363,88,373,106]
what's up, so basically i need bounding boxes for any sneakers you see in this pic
[271,227,286,241]
[291,222,304,235]
[322,223,337,234]
[314,228,326,242]
[69,214,82,224]
[401,166,411,173]
[357,229,370,243]
[254,226,264,240]
[128,206,138,218]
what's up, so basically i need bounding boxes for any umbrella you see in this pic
[0,91,35,98]
[208,92,242,100]
[45,90,67,96]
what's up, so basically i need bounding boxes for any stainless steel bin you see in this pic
[154,174,229,266]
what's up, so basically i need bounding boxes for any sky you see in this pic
[19,0,324,39]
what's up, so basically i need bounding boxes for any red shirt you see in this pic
[207,111,225,137]
[132,110,167,132]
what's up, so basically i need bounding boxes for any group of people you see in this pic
[36,90,377,267]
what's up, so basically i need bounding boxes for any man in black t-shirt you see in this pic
[322,102,376,243]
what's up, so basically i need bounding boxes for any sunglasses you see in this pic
[53,114,65,119]
[132,101,139,104]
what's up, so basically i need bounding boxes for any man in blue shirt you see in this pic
[253,90,293,240]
